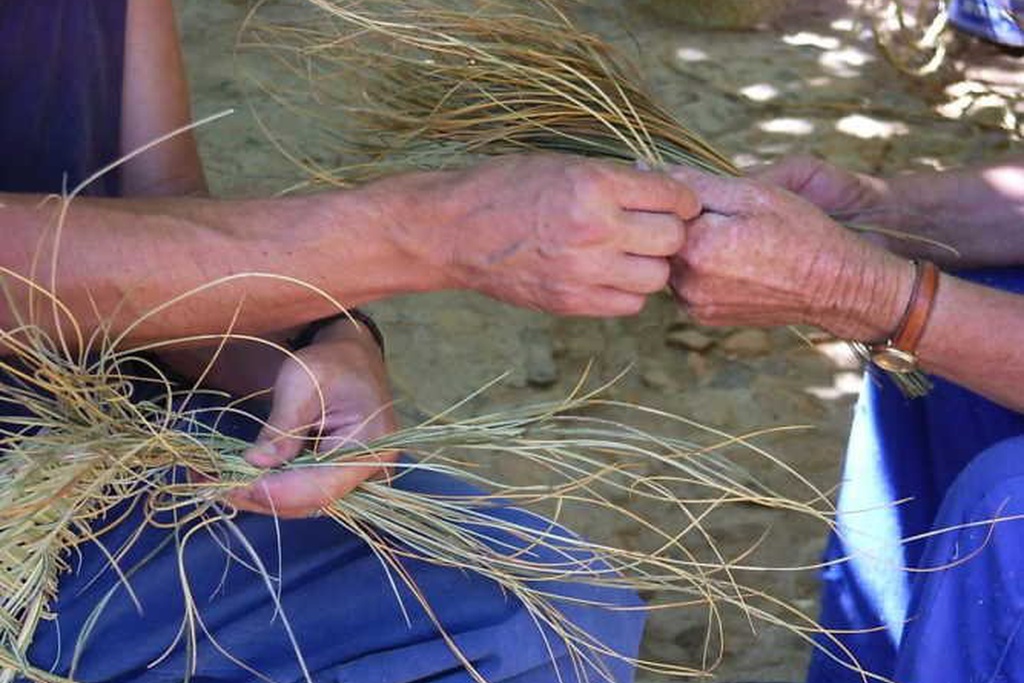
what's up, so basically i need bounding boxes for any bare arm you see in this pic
[757,155,1024,268]
[0,184,450,343]
[876,159,1024,267]
[913,275,1024,409]
[120,0,207,197]
[670,167,1024,413]
[2,1,698,350]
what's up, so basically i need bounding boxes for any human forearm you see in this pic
[756,155,1024,268]
[792,224,1024,412]
[2,154,700,351]
[912,275,1024,410]
[0,183,450,346]
[671,167,1024,412]
[864,157,1024,267]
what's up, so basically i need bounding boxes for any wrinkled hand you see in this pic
[668,167,912,341]
[419,155,701,316]
[752,155,887,222]
[230,320,397,518]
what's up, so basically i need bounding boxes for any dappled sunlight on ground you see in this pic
[173,0,1020,680]
[585,0,1020,178]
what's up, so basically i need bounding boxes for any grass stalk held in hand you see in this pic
[0,265,854,682]
[239,0,930,394]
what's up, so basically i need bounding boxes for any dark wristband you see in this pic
[288,309,385,355]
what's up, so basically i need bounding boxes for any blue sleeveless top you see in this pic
[0,1,127,196]
[0,1,128,442]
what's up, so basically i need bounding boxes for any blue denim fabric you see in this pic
[807,268,1024,683]
[948,0,1024,48]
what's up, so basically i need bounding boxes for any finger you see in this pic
[574,286,650,317]
[600,254,671,294]
[607,166,702,219]
[245,366,321,469]
[229,451,399,518]
[667,166,753,215]
[749,154,821,191]
[316,402,398,455]
[618,210,686,257]
[672,211,727,259]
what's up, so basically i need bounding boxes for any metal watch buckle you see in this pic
[871,346,919,374]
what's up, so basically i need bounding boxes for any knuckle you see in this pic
[541,281,580,314]
[564,211,608,246]
[564,160,602,191]
[284,351,325,378]
[735,184,765,210]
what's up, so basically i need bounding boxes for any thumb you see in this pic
[667,166,750,215]
[750,154,825,192]
[245,365,323,469]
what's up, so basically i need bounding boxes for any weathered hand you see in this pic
[751,155,887,223]
[668,167,913,342]
[390,155,700,317]
[229,320,397,518]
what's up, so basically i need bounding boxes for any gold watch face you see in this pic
[872,347,918,374]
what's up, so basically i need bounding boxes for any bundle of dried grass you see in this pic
[239,0,739,185]
[240,0,929,392]
[0,261,848,680]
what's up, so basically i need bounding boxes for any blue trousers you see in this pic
[895,436,1024,682]
[809,268,1024,683]
[948,0,1024,48]
[14,396,645,683]
[810,433,1024,683]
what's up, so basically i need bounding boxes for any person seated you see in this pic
[2,2,703,681]
[668,154,1024,682]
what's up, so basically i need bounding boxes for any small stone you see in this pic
[672,308,695,328]
[967,99,1011,130]
[522,328,559,388]
[686,352,711,383]
[666,329,715,353]
[641,367,675,390]
[551,337,568,358]
[720,329,772,357]
[708,360,756,390]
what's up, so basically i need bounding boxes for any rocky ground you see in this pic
[174,0,1021,680]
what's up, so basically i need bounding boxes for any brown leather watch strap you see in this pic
[890,260,940,354]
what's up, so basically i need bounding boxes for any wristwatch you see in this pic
[870,260,940,374]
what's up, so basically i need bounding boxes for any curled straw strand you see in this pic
[0,265,863,682]
[0,8,868,679]
[238,0,738,184]
[238,0,929,396]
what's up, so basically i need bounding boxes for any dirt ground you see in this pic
[173,1,1022,680]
